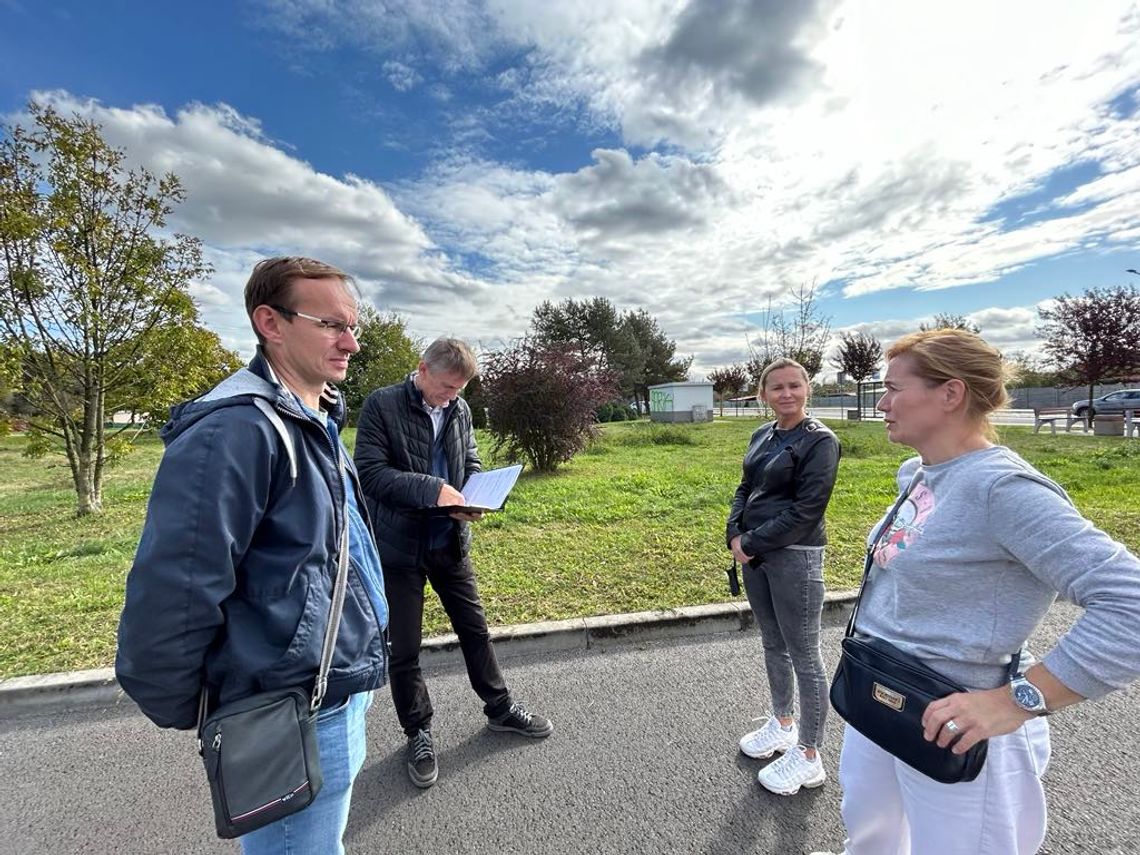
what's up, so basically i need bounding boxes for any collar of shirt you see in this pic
[424,401,445,439]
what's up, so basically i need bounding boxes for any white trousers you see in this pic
[837,719,1051,855]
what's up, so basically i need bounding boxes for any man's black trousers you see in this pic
[384,538,512,736]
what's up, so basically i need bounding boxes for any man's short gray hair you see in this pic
[422,337,478,379]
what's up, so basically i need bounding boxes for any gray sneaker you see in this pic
[406,728,438,788]
[487,702,554,738]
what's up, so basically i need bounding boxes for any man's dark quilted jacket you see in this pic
[354,375,481,569]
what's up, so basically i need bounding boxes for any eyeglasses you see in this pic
[271,305,360,338]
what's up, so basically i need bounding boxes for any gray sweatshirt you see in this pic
[856,446,1140,697]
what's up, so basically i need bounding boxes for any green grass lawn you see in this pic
[2,419,1138,678]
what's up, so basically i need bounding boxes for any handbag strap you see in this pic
[311,502,351,713]
[844,469,924,639]
[845,467,1024,680]
[197,455,354,738]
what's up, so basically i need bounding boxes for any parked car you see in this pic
[1070,389,1140,419]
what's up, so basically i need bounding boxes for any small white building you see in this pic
[648,381,715,423]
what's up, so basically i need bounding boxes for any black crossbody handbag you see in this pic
[829,474,1020,784]
[196,509,351,839]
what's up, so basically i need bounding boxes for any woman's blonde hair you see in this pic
[886,329,1014,442]
[758,357,810,393]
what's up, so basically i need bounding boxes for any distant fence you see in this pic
[718,383,1135,419]
[1006,383,1133,409]
[813,383,1134,411]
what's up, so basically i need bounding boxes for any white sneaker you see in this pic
[739,716,798,759]
[757,747,826,795]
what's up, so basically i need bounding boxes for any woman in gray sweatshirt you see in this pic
[821,329,1140,855]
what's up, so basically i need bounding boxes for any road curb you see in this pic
[0,591,856,718]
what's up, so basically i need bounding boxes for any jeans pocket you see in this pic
[317,697,350,721]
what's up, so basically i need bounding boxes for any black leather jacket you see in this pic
[726,417,841,560]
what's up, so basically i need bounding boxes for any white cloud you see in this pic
[382,60,423,92]
[304,0,1140,353]
[21,91,508,356]
[20,1,1140,368]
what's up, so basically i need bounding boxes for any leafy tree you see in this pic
[340,306,421,422]
[462,372,488,429]
[707,363,750,415]
[0,104,220,514]
[595,401,636,422]
[621,308,692,412]
[831,331,883,384]
[532,297,623,361]
[743,356,766,389]
[116,323,242,427]
[920,312,981,334]
[533,297,640,400]
[481,339,618,473]
[1037,285,1140,424]
[531,298,690,412]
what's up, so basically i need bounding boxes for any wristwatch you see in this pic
[1009,673,1050,716]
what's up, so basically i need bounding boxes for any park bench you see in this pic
[1032,407,1086,434]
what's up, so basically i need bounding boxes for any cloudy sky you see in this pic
[3,0,1139,378]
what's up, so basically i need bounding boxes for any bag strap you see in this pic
[311,485,351,713]
[845,467,1024,680]
[197,452,353,741]
[253,398,297,483]
[844,469,923,639]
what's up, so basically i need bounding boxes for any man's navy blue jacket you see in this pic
[115,353,388,730]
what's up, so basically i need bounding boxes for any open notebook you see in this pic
[418,464,523,515]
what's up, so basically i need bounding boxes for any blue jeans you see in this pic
[239,691,372,855]
[742,547,829,748]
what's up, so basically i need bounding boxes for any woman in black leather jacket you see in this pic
[726,357,841,795]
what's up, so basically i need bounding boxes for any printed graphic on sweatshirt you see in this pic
[873,482,935,566]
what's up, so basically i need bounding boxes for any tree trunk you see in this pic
[1086,382,1095,429]
[74,454,104,516]
[66,389,106,516]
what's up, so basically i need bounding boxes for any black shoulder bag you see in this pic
[197,505,351,839]
[828,473,1020,784]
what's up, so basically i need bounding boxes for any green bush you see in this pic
[596,401,636,422]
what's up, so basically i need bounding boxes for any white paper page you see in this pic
[460,464,523,510]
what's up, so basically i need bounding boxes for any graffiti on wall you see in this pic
[650,389,673,412]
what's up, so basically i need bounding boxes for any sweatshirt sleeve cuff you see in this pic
[1041,647,1114,701]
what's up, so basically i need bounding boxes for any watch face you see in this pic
[1014,683,1042,709]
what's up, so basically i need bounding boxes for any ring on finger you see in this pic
[945,719,960,733]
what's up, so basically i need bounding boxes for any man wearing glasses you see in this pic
[354,337,553,790]
[117,257,389,853]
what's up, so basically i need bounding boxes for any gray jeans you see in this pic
[742,547,829,748]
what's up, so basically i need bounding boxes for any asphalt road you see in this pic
[1,601,1137,855]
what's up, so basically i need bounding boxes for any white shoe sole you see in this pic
[739,742,795,759]
[757,769,826,795]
